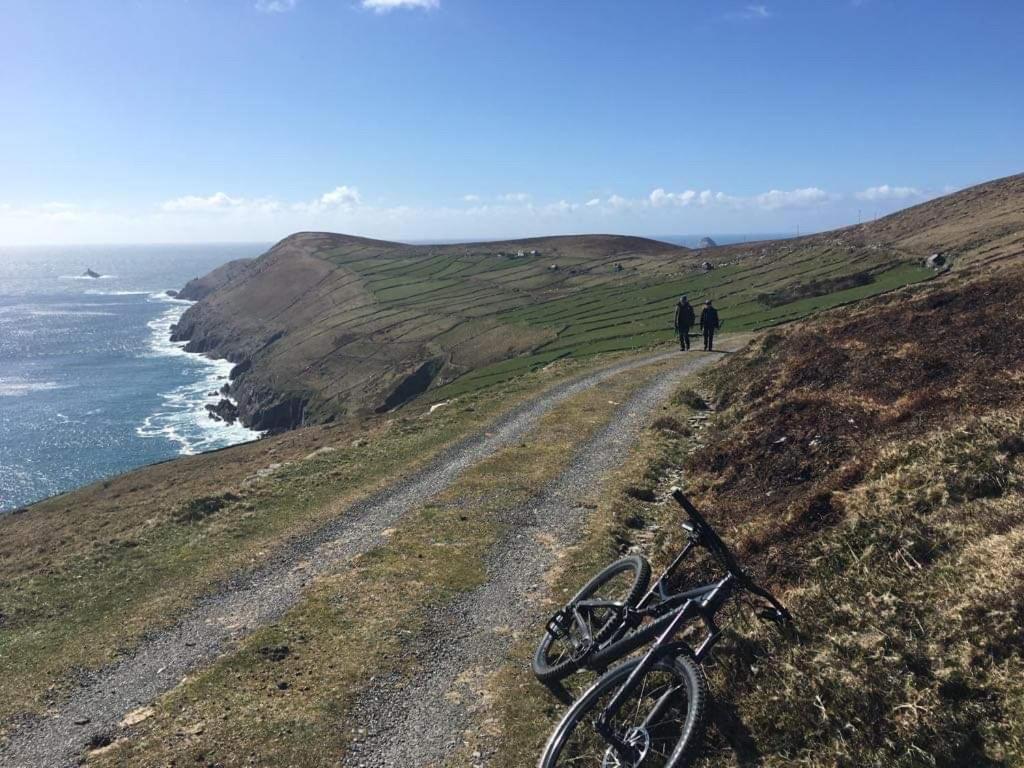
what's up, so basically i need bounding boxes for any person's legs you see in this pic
[708,329,714,351]
[703,329,711,350]
[682,329,690,350]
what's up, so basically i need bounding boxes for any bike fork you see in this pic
[594,574,734,761]
[593,602,693,756]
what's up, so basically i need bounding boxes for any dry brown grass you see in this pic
[671,270,1024,766]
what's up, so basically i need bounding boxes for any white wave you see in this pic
[84,289,151,296]
[0,379,64,397]
[59,274,118,280]
[27,309,117,317]
[148,291,192,305]
[136,294,262,455]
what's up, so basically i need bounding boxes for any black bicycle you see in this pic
[533,489,791,767]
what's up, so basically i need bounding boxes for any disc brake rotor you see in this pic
[601,727,651,767]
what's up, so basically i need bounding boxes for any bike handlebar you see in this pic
[670,488,793,623]
[670,488,741,574]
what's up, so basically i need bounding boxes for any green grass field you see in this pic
[309,238,935,404]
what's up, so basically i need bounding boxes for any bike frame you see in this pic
[571,490,789,763]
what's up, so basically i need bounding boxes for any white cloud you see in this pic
[162,187,363,216]
[361,0,439,13]
[462,194,480,203]
[585,198,601,207]
[318,185,362,208]
[161,192,245,213]
[543,200,579,215]
[607,194,632,210]
[649,188,697,208]
[753,187,829,210]
[855,184,923,201]
[255,0,297,13]
[727,4,772,20]
[499,192,531,203]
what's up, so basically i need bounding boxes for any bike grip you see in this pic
[671,488,708,527]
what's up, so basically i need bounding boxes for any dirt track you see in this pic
[342,351,719,767]
[0,348,720,768]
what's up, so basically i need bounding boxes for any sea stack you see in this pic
[698,237,718,248]
[82,268,102,279]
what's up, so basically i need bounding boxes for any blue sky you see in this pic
[1,0,1021,244]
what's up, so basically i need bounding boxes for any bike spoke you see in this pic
[549,664,688,767]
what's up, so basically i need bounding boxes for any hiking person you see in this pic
[700,300,721,351]
[674,295,695,350]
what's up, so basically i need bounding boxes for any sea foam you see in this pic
[135,294,261,455]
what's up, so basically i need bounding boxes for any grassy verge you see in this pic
[86,355,695,766]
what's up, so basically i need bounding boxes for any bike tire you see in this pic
[533,554,651,684]
[538,651,707,768]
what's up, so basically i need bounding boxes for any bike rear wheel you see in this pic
[533,554,651,683]
[538,652,707,768]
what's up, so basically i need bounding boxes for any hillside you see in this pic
[171,233,689,429]
[173,174,1023,432]
[679,270,1024,765]
[482,266,1024,767]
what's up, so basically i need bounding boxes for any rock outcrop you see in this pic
[205,399,240,424]
[698,237,718,248]
[178,259,255,301]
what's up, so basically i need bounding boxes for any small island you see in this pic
[82,268,103,279]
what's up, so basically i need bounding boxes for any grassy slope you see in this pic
[292,174,1024,412]
[479,268,1024,767]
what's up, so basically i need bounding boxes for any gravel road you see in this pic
[0,349,711,768]
[341,352,717,767]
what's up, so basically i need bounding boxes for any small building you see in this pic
[701,260,714,271]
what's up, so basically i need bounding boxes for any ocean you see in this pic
[0,243,268,512]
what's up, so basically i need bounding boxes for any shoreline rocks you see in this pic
[205,399,240,425]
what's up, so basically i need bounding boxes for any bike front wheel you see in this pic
[533,554,651,683]
[538,652,707,768]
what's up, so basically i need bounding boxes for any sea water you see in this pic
[0,243,268,512]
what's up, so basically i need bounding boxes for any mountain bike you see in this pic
[534,489,791,767]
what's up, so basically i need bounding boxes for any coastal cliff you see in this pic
[170,232,689,431]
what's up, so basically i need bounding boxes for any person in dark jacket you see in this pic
[673,295,695,350]
[700,300,721,351]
